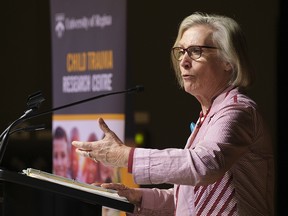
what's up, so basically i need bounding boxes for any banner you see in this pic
[50,1,132,214]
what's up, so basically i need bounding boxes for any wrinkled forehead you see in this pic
[179,25,215,47]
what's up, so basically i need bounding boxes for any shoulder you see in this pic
[210,87,260,123]
[216,87,257,110]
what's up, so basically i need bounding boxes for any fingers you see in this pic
[72,141,93,150]
[71,118,127,166]
[98,117,111,133]
[71,117,109,150]
[101,183,127,190]
[101,183,142,205]
[98,118,123,144]
[117,189,131,198]
[92,182,102,186]
[72,142,94,158]
[73,148,99,163]
[75,148,91,158]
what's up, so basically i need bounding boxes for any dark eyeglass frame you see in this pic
[172,45,218,61]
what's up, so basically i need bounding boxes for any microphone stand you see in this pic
[0,85,144,165]
[0,109,35,163]
[0,90,46,164]
[21,85,144,121]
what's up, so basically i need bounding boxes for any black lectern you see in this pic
[0,168,134,216]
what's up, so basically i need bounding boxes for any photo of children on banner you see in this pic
[53,125,114,185]
[52,126,71,178]
[70,127,80,180]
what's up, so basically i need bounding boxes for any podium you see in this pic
[0,168,134,216]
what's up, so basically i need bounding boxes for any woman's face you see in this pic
[178,25,231,103]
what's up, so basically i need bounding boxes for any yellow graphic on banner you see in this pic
[66,50,113,72]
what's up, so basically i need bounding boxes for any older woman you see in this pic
[72,12,274,216]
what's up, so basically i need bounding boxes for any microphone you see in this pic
[127,85,144,93]
[9,124,46,136]
[24,84,144,120]
[0,85,144,164]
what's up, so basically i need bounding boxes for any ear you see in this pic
[224,61,232,72]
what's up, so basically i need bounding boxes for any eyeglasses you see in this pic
[172,45,218,61]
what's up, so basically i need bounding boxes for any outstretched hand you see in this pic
[72,117,131,167]
[100,183,142,206]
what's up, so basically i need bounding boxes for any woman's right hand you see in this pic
[72,118,131,168]
[100,183,143,206]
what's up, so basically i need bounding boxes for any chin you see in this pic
[184,83,194,93]
[183,84,189,91]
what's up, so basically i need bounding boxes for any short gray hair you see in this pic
[171,12,254,89]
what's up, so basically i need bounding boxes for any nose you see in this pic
[180,55,192,69]
[182,50,191,60]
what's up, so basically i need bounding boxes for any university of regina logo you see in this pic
[54,13,112,39]
[55,13,65,38]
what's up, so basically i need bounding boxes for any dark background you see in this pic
[1,0,285,215]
